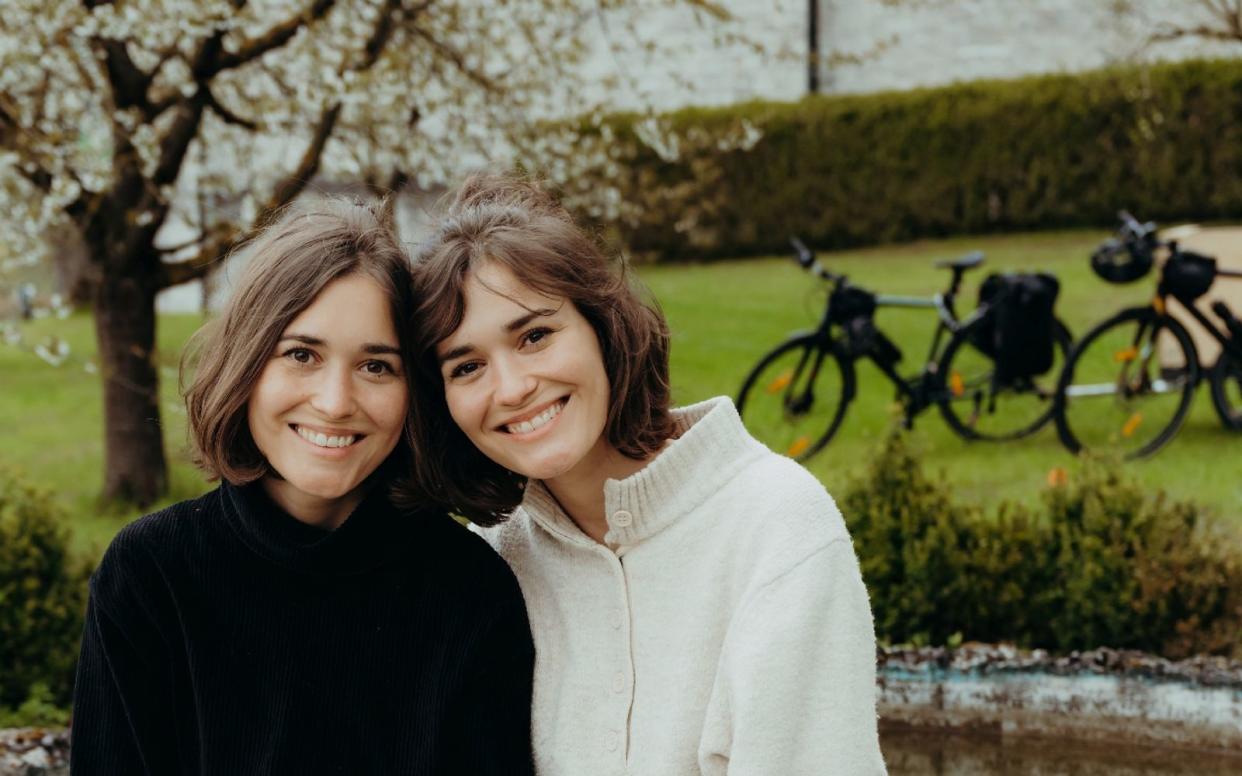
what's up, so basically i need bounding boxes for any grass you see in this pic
[1,311,208,557]
[2,228,1240,562]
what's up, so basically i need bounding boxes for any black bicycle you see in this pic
[1054,212,1242,459]
[737,238,1072,461]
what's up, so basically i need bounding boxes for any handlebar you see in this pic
[788,236,841,282]
[1117,210,1159,246]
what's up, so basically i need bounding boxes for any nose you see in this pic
[492,355,537,408]
[309,364,357,419]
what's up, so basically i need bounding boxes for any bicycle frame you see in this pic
[807,281,988,423]
[1162,267,1242,367]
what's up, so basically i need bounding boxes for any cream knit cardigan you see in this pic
[477,397,886,775]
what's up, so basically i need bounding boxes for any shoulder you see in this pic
[416,510,525,602]
[91,489,222,612]
[715,443,850,543]
[469,509,532,557]
[700,444,855,594]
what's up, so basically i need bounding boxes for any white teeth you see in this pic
[506,401,564,435]
[296,426,356,448]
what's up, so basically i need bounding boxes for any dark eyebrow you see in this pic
[505,308,557,332]
[438,344,473,365]
[280,334,401,357]
[437,308,557,365]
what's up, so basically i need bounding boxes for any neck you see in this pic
[260,477,365,531]
[543,441,658,544]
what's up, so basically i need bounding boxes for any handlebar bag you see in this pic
[986,272,1061,385]
[828,284,878,325]
[1160,250,1216,303]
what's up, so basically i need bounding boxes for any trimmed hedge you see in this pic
[841,433,1242,657]
[573,58,1242,260]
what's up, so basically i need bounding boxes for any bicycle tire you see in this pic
[1054,307,1198,459]
[936,317,1073,442]
[736,334,855,461]
[1209,349,1242,430]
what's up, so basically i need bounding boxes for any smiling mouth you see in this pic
[291,424,363,449]
[503,398,566,435]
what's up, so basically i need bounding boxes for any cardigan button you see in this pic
[612,510,633,528]
[607,730,620,752]
[612,672,625,693]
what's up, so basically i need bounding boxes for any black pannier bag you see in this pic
[971,272,1061,384]
[968,273,1007,358]
[1160,251,1216,303]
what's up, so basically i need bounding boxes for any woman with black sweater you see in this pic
[70,198,535,775]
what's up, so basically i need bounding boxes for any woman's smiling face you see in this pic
[247,273,407,526]
[435,261,613,484]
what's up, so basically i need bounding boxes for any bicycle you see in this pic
[1054,212,1242,459]
[736,238,1072,461]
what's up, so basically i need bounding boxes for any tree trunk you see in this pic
[93,267,168,506]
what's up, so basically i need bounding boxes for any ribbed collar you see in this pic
[219,480,412,577]
[519,396,765,553]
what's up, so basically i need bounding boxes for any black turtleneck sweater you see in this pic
[70,482,535,775]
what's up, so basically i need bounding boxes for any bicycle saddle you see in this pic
[934,251,985,271]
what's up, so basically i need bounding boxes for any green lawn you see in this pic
[3,228,1240,561]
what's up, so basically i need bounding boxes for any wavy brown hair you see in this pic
[407,173,675,525]
[182,196,420,500]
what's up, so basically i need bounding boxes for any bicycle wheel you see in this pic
[936,317,1073,441]
[1055,307,1198,459]
[1209,349,1242,430]
[736,334,855,461]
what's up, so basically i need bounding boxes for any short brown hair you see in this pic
[408,173,675,525]
[183,196,418,496]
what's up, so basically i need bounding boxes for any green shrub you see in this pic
[1039,459,1242,657]
[560,58,1242,260]
[840,432,1242,657]
[0,464,92,708]
[0,682,71,728]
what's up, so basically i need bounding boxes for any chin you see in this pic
[291,477,359,501]
[509,452,583,482]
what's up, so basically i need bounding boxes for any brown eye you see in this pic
[522,327,554,348]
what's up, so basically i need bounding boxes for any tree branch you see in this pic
[153,92,208,186]
[253,102,342,228]
[408,23,499,92]
[248,0,409,228]
[1151,0,1242,42]
[0,99,53,193]
[209,0,337,75]
[158,224,238,288]
[204,88,259,130]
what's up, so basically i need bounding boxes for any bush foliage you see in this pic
[0,465,91,709]
[841,433,1242,658]
[581,58,1242,260]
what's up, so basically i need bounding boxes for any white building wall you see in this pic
[572,0,1240,112]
